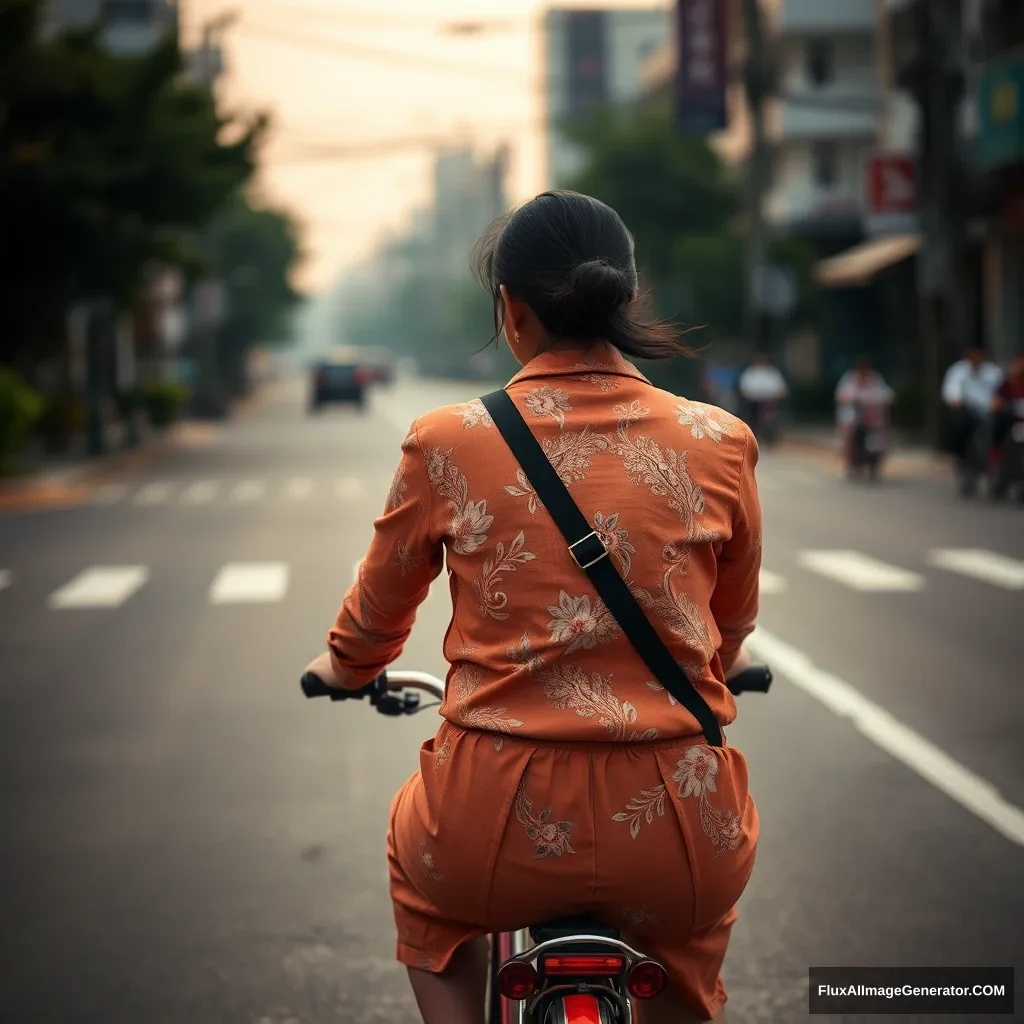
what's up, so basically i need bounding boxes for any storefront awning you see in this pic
[814,233,920,288]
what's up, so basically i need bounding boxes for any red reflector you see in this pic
[496,960,538,1000]
[563,993,604,1023]
[541,954,625,976]
[625,959,668,999]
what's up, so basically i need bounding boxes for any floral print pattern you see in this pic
[419,837,444,881]
[542,427,611,486]
[454,398,493,429]
[676,401,733,443]
[392,540,423,576]
[471,530,535,620]
[525,385,572,426]
[514,778,575,858]
[611,746,742,856]
[592,510,635,576]
[540,664,658,742]
[385,465,408,514]
[621,906,659,928]
[426,447,494,555]
[547,590,619,654]
[507,632,544,674]
[504,468,541,514]
[450,662,525,737]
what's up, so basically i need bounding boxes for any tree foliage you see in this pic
[0,0,264,369]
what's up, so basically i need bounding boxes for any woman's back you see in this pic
[330,341,760,745]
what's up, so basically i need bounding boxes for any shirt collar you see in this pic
[508,342,651,387]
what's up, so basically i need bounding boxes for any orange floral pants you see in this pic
[387,721,758,1021]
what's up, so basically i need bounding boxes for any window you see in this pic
[104,0,152,23]
[811,141,839,188]
[805,38,834,88]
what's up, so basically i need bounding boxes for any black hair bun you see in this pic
[568,259,631,314]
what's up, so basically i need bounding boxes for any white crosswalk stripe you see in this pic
[759,569,787,594]
[335,477,366,500]
[797,550,926,592]
[927,549,1024,590]
[134,482,174,506]
[284,478,315,501]
[48,566,149,609]
[180,480,219,505]
[0,569,12,594]
[208,563,289,604]
[231,480,266,502]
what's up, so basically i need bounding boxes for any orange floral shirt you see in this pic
[328,343,762,743]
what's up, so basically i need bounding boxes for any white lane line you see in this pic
[90,483,129,505]
[759,569,787,595]
[208,563,289,605]
[927,549,1024,590]
[231,480,266,502]
[285,478,315,501]
[335,477,367,500]
[798,550,925,592]
[0,569,12,593]
[746,627,1024,848]
[180,480,219,505]
[48,566,149,609]
[134,482,174,506]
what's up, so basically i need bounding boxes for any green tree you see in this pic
[212,193,304,394]
[0,1,264,371]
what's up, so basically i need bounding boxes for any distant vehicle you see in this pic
[358,346,395,385]
[310,352,373,413]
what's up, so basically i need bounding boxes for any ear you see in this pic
[499,284,520,337]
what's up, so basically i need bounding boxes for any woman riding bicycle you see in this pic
[304,191,761,1024]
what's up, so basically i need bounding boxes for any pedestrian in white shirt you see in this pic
[941,346,1003,480]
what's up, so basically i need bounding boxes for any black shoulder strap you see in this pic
[480,389,722,746]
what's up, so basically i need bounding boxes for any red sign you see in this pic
[675,0,728,134]
[866,155,916,214]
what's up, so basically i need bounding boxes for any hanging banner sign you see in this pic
[675,0,729,135]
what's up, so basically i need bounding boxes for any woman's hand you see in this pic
[303,651,341,688]
[724,645,753,680]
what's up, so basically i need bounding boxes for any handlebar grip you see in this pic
[301,671,338,699]
[726,665,773,696]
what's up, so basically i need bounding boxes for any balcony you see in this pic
[778,0,877,36]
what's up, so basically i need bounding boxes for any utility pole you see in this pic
[740,0,774,355]
[896,0,965,448]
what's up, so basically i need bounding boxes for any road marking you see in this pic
[927,548,1024,590]
[798,550,925,592]
[231,480,266,502]
[285,478,314,501]
[48,566,149,609]
[746,627,1024,848]
[180,480,219,505]
[134,482,174,506]
[0,569,11,593]
[759,569,787,594]
[91,483,129,505]
[208,562,290,604]
[335,477,366,500]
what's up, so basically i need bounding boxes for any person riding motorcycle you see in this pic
[834,356,894,467]
[303,191,761,1024]
[738,352,788,444]
[941,346,1004,490]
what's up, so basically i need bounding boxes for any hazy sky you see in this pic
[180,0,670,294]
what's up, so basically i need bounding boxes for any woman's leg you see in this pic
[407,936,488,1024]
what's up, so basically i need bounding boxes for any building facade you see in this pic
[43,0,178,54]
[544,7,673,187]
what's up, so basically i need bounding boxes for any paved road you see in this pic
[1,377,1021,1023]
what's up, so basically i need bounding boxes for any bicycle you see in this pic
[301,664,773,1024]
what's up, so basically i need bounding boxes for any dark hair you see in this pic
[473,190,695,361]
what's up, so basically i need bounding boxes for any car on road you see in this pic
[309,352,373,413]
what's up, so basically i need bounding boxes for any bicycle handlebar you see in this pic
[300,665,772,710]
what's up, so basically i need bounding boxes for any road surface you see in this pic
[1,376,1021,1023]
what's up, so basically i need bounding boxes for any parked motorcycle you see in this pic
[989,398,1024,503]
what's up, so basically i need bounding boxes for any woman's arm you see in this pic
[710,427,762,676]
[323,420,443,689]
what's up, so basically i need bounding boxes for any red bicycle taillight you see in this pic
[625,959,668,999]
[541,954,626,976]
[496,960,538,1000]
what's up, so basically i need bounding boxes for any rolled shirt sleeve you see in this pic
[710,428,762,672]
[327,420,443,688]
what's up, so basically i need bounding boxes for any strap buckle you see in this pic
[568,530,609,570]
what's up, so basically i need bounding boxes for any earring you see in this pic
[514,329,521,342]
